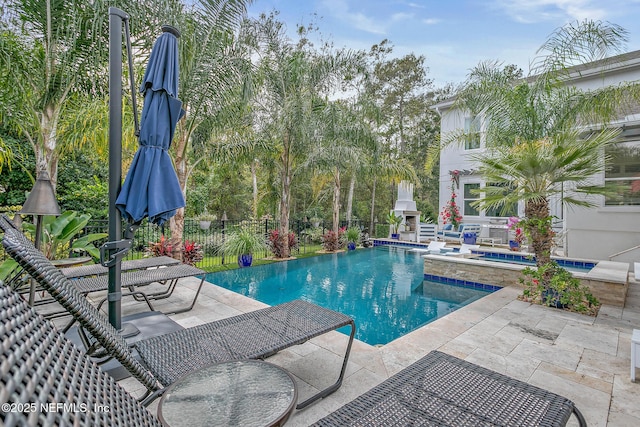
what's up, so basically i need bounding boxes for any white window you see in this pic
[464,116,480,150]
[605,141,640,206]
[463,183,480,216]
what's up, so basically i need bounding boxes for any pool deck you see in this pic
[112,269,640,426]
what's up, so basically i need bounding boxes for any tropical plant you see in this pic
[238,13,364,258]
[321,228,345,252]
[267,229,298,258]
[386,211,403,234]
[507,216,526,246]
[219,227,268,257]
[0,0,159,188]
[147,235,174,258]
[141,0,253,254]
[182,240,204,266]
[440,172,462,229]
[519,262,599,315]
[447,20,639,288]
[345,226,361,244]
[21,211,106,260]
[307,101,374,233]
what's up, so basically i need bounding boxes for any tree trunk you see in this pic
[37,109,60,190]
[251,159,258,219]
[370,176,377,237]
[332,167,340,233]
[278,132,291,258]
[169,209,184,260]
[346,173,355,225]
[525,198,554,284]
[169,124,188,259]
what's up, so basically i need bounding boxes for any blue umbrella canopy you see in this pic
[116,27,185,225]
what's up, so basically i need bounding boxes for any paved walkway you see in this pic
[115,271,640,426]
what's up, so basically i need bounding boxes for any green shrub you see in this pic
[519,261,599,315]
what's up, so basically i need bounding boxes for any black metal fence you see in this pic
[80,218,369,270]
[0,215,377,270]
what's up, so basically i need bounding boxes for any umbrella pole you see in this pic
[107,7,140,337]
[108,7,125,331]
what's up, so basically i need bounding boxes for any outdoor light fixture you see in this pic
[19,170,61,305]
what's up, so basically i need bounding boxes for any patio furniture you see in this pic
[0,281,162,426]
[158,360,297,427]
[0,217,205,316]
[417,222,437,242]
[0,215,355,409]
[60,255,180,278]
[444,243,480,257]
[439,224,482,243]
[410,241,447,254]
[313,350,586,427]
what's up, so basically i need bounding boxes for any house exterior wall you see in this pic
[434,51,640,261]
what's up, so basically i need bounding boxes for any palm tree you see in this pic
[243,13,364,257]
[474,128,619,267]
[159,0,251,247]
[0,0,165,188]
[450,20,639,284]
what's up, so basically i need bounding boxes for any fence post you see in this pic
[221,219,226,265]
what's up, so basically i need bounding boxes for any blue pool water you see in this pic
[476,252,596,272]
[205,246,494,346]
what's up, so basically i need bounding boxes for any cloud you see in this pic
[493,0,609,23]
[320,0,387,35]
[392,12,414,22]
[422,18,441,25]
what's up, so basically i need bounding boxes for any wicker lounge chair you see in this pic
[59,255,180,278]
[313,350,586,426]
[0,216,355,409]
[0,218,205,316]
[0,281,162,426]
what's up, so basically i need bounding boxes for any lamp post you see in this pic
[19,170,61,305]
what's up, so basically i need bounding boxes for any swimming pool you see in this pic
[205,246,494,346]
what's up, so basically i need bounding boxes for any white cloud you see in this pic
[320,0,387,35]
[392,12,414,22]
[422,18,441,25]
[493,0,608,23]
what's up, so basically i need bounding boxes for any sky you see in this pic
[246,0,640,88]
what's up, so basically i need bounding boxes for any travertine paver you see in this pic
[112,274,640,427]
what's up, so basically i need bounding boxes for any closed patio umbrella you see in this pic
[116,26,185,225]
[106,16,185,332]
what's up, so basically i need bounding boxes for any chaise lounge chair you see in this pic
[2,221,206,318]
[313,350,586,426]
[0,215,355,409]
[411,240,447,254]
[0,281,162,426]
[1,277,586,426]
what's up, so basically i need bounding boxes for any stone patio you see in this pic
[110,268,640,426]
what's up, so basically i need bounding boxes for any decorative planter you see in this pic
[463,232,477,245]
[508,240,520,251]
[347,242,356,250]
[199,220,211,230]
[237,254,253,267]
[391,233,400,240]
[542,289,567,309]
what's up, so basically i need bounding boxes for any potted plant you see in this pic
[507,216,525,251]
[345,226,360,250]
[310,216,321,228]
[196,210,216,230]
[218,227,267,267]
[386,211,403,239]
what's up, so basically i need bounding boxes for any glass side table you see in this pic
[158,360,298,427]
